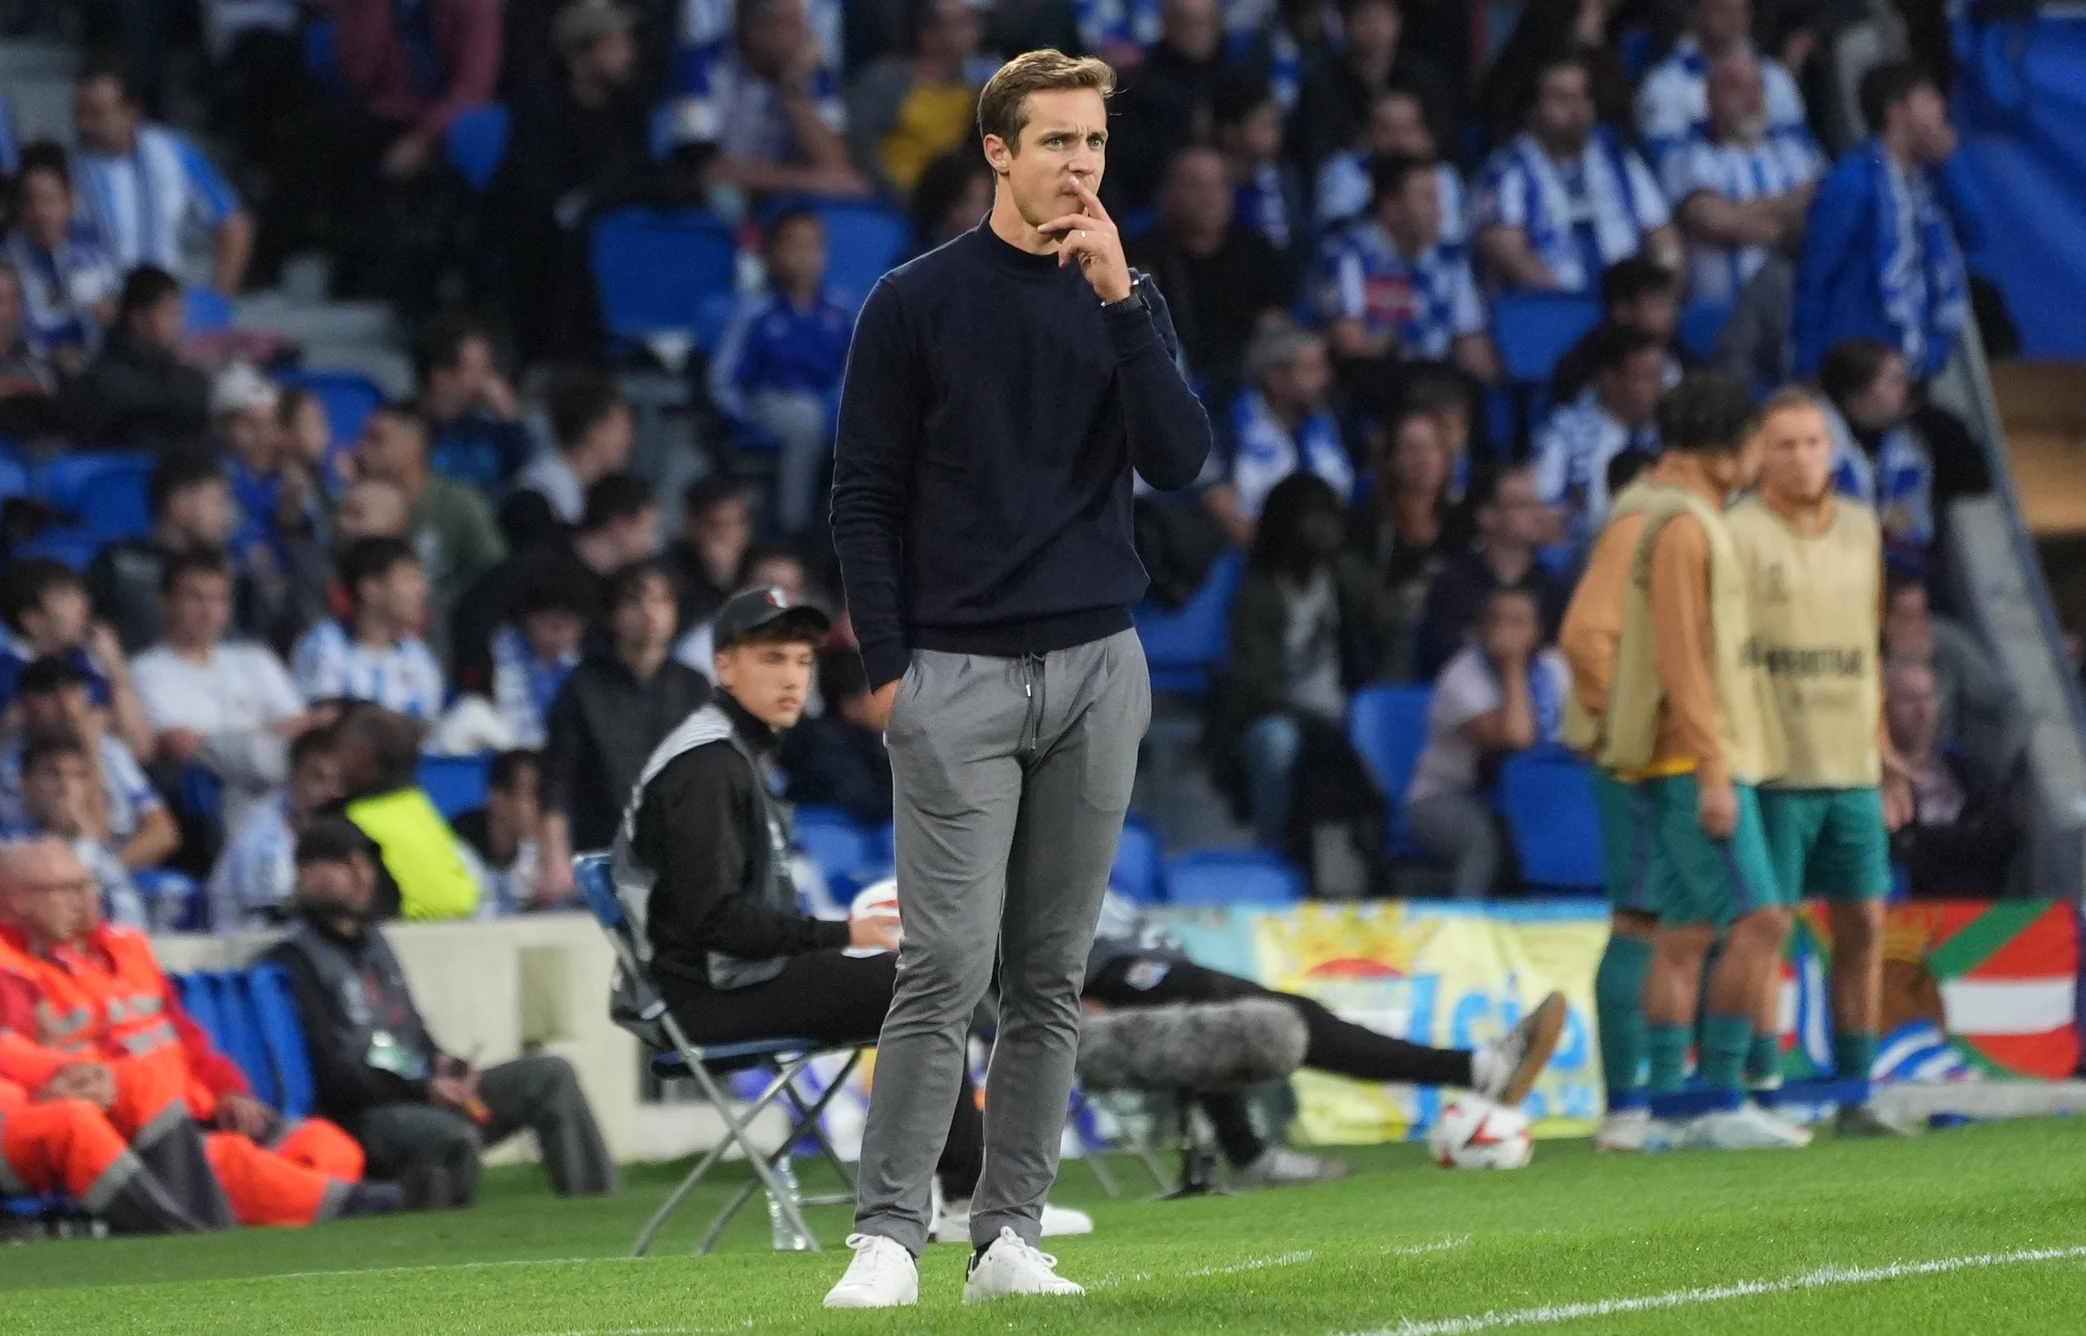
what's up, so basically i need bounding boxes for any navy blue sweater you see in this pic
[831,220,1213,688]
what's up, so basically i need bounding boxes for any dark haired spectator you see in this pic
[845,0,990,198]
[708,208,855,533]
[4,142,120,373]
[63,265,211,450]
[1204,325,1347,547]
[1819,338,1933,565]
[1210,470,1400,863]
[536,559,711,904]
[1606,444,1654,499]
[1407,588,1572,898]
[1886,656,2020,899]
[1792,61,1966,380]
[905,150,994,258]
[674,541,815,676]
[335,0,502,188]
[1475,53,1677,294]
[1533,326,1666,546]
[1,561,152,759]
[1348,407,1471,676]
[2,732,146,928]
[1418,464,1568,676]
[505,371,636,533]
[1312,82,1462,237]
[87,452,240,653]
[0,262,62,440]
[1,656,179,883]
[291,538,445,720]
[1314,154,1496,388]
[778,647,894,825]
[1882,576,2028,793]
[71,62,252,295]
[1215,76,1306,260]
[1291,0,1456,172]
[132,553,322,830]
[209,727,345,933]
[1230,0,1339,121]
[1635,0,1812,172]
[1475,0,1634,149]
[668,0,869,200]
[451,750,545,913]
[1125,145,1296,396]
[668,475,756,628]
[1550,257,1685,405]
[490,569,591,749]
[211,364,331,651]
[1106,0,1240,214]
[414,316,532,491]
[352,402,507,642]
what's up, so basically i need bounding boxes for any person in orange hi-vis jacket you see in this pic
[0,1074,208,1232]
[0,837,402,1226]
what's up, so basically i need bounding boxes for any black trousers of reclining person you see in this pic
[659,949,985,1202]
[358,1055,618,1205]
[1084,956,1475,1168]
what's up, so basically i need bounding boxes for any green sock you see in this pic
[1595,934,1654,1098]
[1747,1033,1782,1084]
[1698,1014,1754,1093]
[1647,1024,1692,1094]
[1833,1030,1878,1080]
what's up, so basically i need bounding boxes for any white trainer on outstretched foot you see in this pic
[1472,991,1568,1106]
[962,1227,1085,1303]
[823,1233,919,1309]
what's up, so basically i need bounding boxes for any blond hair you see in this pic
[977,49,1115,149]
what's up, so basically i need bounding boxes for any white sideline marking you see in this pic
[1090,1237,1469,1290]
[1187,1249,1317,1278]
[1340,1244,2086,1335]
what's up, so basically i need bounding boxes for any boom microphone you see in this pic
[1076,998,1309,1092]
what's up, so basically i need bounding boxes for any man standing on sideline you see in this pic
[1725,389,1912,1137]
[825,49,1210,1308]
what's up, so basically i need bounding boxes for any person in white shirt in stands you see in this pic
[1662,49,1823,307]
[1201,325,1349,547]
[208,727,342,933]
[131,552,326,831]
[2,733,148,928]
[1531,325,1666,548]
[290,537,445,720]
[1476,52,1677,294]
[1313,82,1465,240]
[505,372,636,532]
[1405,588,1571,899]
[670,0,868,200]
[1634,0,1810,173]
[70,60,252,296]
[0,655,181,881]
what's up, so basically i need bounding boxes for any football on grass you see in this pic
[1429,1097,1534,1169]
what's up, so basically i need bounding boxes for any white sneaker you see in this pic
[962,1227,1085,1303]
[1472,992,1567,1106]
[1593,1108,1650,1153]
[823,1233,919,1309]
[1234,1145,1353,1187]
[931,1196,1096,1245]
[1695,1103,1812,1150]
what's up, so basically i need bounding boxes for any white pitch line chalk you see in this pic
[1340,1243,2086,1335]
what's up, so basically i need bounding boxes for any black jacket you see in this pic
[542,651,712,850]
[778,712,893,826]
[63,330,210,450]
[262,914,443,1126]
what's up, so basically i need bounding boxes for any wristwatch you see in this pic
[1101,286,1147,315]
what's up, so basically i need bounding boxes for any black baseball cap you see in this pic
[712,586,830,650]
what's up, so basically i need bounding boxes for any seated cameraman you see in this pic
[610,589,1087,1243]
[1084,892,1566,1186]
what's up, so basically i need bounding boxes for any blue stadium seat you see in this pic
[1110,814,1165,903]
[1679,299,1735,363]
[802,199,908,311]
[13,527,100,568]
[1133,548,1247,696]
[0,449,27,499]
[445,103,510,192]
[134,869,205,932]
[204,971,281,1110]
[173,971,224,1051]
[417,753,491,821]
[1163,848,1303,907]
[793,806,875,882]
[42,450,153,538]
[248,964,316,1120]
[1498,747,1605,892]
[184,286,235,334]
[278,367,387,452]
[1347,684,1433,856]
[590,206,739,347]
[1493,291,1604,388]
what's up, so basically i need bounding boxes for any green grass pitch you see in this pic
[7,1119,2086,1334]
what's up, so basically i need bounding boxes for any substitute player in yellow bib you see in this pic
[1726,388,1913,1138]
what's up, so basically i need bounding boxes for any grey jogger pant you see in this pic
[853,629,1150,1254]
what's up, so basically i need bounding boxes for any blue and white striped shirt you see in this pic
[1532,390,1662,547]
[1475,130,1669,294]
[1662,131,1825,302]
[671,42,846,164]
[677,0,842,70]
[490,624,579,750]
[1826,402,1933,558]
[1314,220,1486,360]
[1225,389,1353,520]
[1315,155,1466,241]
[290,620,445,719]
[72,123,241,274]
[1634,36,1812,171]
[207,790,296,933]
[4,221,122,359]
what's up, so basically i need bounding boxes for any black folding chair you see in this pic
[572,852,865,1255]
